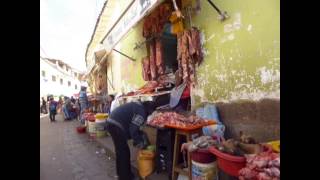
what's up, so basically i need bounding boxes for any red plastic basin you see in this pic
[76,126,86,133]
[209,146,246,177]
[191,148,216,164]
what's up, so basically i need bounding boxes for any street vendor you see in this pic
[105,101,158,180]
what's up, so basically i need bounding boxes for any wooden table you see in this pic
[172,128,203,180]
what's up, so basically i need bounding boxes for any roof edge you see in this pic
[85,0,109,68]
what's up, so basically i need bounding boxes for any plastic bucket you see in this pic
[95,113,108,121]
[137,150,155,178]
[192,160,218,180]
[76,126,86,134]
[209,146,246,177]
[88,121,96,134]
[191,149,216,164]
[95,120,106,130]
[95,120,106,138]
[96,131,107,138]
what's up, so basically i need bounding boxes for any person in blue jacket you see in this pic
[48,97,58,122]
[106,101,158,180]
[79,86,89,123]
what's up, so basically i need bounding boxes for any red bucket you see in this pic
[209,146,246,177]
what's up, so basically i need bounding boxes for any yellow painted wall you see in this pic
[106,0,280,105]
[118,20,147,92]
[189,0,280,105]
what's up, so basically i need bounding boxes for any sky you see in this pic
[40,0,105,71]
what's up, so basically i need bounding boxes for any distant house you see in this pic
[40,56,86,99]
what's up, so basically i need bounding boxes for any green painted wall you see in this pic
[190,0,280,105]
[118,20,147,91]
[114,0,279,105]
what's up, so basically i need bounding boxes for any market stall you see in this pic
[83,0,280,179]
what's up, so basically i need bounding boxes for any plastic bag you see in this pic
[196,104,221,123]
[202,124,225,143]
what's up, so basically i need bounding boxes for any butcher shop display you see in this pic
[124,74,175,97]
[177,27,203,84]
[149,40,158,80]
[155,39,165,76]
[147,111,216,130]
[143,3,172,38]
[142,3,174,81]
[124,81,164,96]
[239,151,280,180]
[142,56,151,81]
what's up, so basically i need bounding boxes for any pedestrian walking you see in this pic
[41,97,48,114]
[58,96,63,114]
[62,96,72,120]
[79,86,89,124]
[48,97,58,122]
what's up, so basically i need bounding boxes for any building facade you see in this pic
[85,0,280,141]
[40,57,86,99]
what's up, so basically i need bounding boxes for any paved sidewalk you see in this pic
[40,114,117,180]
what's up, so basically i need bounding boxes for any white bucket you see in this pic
[95,120,106,138]
[88,121,96,133]
[177,174,188,180]
[192,160,218,180]
[95,120,106,131]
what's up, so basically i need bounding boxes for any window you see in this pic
[68,81,71,87]
[52,75,56,82]
[60,79,63,85]
[74,72,77,77]
[75,84,78,90]
[41,70,46,77]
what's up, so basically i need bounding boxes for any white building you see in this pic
[40,57,86,99]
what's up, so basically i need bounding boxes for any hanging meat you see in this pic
[142,56,151,81]
[141,3,174,81]
[177,27,203,84]
[177,32,183,78]
[143,3,172,38]
[149,40,157,80]
[191,27,203,65]
[155,38,164,76]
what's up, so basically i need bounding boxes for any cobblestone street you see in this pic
[40,114,117,180]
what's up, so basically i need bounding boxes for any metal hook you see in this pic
[207,0,229,21]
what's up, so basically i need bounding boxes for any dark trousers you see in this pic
[106,123,134,180]
[49,111,56,122]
